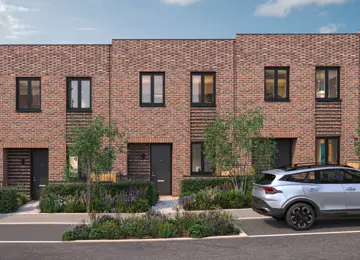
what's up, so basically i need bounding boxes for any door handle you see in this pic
[33,177,36,182]
[151,172,155,177]
[308,188,318,192]
[346,187,356,191]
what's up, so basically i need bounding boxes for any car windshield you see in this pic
[256,173,276,185]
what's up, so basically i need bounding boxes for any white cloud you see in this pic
[162,0,200,6]
[319,23,343,33]
[0,0,39,40]
[255,0,349,17]
[76,27,96,31]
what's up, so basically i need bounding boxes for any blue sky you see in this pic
[0,0,359,44]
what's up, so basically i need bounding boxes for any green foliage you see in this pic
[158,221,178,238]
[66,116,126,212]
[16,192,29,208]
[188,222,212,238]
[356,123,360,158]
[0,188,20,213]
[204,108,277,192]
[89,221,122,240]
[179,187,250,211]
[67,116,126,175]
[40,182,158,213]
[61,210,240,241]
[180,178,232,195]
[62,224,91,241]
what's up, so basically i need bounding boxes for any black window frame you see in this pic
[139,72,165,107]
[16,77,42,112]
[340,169,360,184]
[191,72,216,107]
[315,137,340,165]
[191,142,212,176]
[315,67,340,102]
[66,77,92,112]
[264,67,290,102]
[304,170,340,184]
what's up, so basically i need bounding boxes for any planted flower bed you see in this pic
[62,210,240,241]
[40,182,158,213]
[179,178,253,211]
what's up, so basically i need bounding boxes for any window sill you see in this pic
[140,104,166,108]
[191,104,216,107]
[264,98,290,103]
[16,109,42,113]
[315,99,341,102]
[67,109,92,113]
[191,172,214,177]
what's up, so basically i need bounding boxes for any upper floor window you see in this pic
[140,72,165,107]
[316,67,340,101]
[191,142,212,176]
[264,67,289,101]
[191,72,215,106]
[16,77,41,112]
[67,78,91,111]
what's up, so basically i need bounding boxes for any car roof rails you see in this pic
[278,162,354,171]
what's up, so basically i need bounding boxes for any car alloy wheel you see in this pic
[286,203,315,230]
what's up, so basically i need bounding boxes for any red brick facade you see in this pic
[0,34,359,195]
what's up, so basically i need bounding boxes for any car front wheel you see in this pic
[285,203,316,230]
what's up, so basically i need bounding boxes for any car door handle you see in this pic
[308,188,318,192]
[346,187,356,191]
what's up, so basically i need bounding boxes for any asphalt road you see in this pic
[1,219,360,259]
[1,233,360,260]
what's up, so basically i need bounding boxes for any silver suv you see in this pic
[251,164,360,230]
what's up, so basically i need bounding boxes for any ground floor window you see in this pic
[191,142,212,176]
[316,137,339,164]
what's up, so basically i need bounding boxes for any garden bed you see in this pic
[40,182,158,213]
[0,188,28,213]
[62,210,240,241]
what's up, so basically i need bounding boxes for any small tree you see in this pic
[204,108,276,194]
[355,123,360,159]
[66,116,126,213]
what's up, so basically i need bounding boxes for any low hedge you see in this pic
[0,188,20,213]
[180,176,255,196]
[40,182,158,213]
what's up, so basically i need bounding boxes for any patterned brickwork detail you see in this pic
[315,102,342,136]
[127,144,150,180]
[190,107,217,141]
[6,149,31,195]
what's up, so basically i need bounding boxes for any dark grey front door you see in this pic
[150,144,172,195]
[31,149,49,200]
[275,139,293,168]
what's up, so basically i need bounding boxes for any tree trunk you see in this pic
[86,167,91,213]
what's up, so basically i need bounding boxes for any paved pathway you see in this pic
[16,201,40,214]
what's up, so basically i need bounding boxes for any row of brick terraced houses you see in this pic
[0,33,359,198]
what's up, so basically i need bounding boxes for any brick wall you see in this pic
[235,34,359,164]
[110,39,234,194]
[0,34,359,196]
[0,45,110,183]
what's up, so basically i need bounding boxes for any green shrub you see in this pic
[180,176,254,196]
[188,222,212,238]
[16,193,28,208]
[0,188,20,213]
[40,182,157,213]
[61,210,240,241]
[179,188,248,211]
[89,221,122,240]
[158,221,179,238]
[62,224,91,241]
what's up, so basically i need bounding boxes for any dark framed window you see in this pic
[281,172,307,182]
[340,169,360,184]
[191,72,216,106]
[315,137,340,165]
[140,72,165,107]
[306,170,339,184]
[191,142,212,176]
[316,67,340,101]
[264,67,289,101]
[67,78,92,111]
[16,77,41,112]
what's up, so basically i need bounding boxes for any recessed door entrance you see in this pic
[150,144,172,195]
[31,149,49,200]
